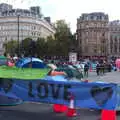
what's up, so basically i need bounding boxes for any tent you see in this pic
[16,57,46,68]
[0,55,7,59]
[0,55,7,65]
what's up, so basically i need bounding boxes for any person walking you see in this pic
[84,63,89,77]
[96,63,100,76]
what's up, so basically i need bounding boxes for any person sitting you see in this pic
[47,69,66,76]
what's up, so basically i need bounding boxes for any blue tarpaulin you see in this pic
[0,77,117,110]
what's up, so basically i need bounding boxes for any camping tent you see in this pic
[0,55,7,65]
[0,55,7,59]
[16,57,46,68]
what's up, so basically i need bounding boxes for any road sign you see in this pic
[69,52,77,63]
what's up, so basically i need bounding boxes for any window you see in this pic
[102,33,105,36]
[94,23,96,27]
[97,16,100,20]
[81,24,84,28]
[119,39,120,52]
[91,16,94,20]
[102,40,105,43]
[86,32,88,36]
[114,44,117,53]
[102,24,104,27]
[115,37,117,42]
[110,40,113,53]
[86,16,88,20]
[86,24,89,28]
[94,46,97,53]
[2,26,4,30]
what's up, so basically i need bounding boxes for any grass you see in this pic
[0,66,50,80]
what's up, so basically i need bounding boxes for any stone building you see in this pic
[77,12,109,57]
[0,3,55,55]
[108,20,120,57]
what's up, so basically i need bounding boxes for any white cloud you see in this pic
[40,0,120,32]
[1,0,120,33]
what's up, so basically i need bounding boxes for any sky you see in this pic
[0,0,120,33]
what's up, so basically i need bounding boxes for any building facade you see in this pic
[0,3,55,55]
[77,12,109,57]
[108,20,120,57]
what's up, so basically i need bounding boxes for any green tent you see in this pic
[0,56,7,65]
[0,55,7,59]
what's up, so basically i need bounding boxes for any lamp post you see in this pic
[17,14,20,57]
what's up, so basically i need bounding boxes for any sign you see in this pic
[69,52,77,63]
[0,78,117,110]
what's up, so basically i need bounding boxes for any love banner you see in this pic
[115,84,120,110]
[0,77,117,110]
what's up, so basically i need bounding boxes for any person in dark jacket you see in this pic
[96,63,100,76]
[108,63,112,72]
[84,63,89,77]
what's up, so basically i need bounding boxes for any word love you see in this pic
[28,82,72,101]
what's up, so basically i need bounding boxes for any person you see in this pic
[108,63,112,72]
[96,63,100,76]
[84,63,89,77]
[99,63,105,75]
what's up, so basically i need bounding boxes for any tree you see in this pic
[46,36,56,56]
[3,20,76,58]
[54,20,73,56]
[36,37,47,57]
[20,37,34,57]
[4,40,18,56]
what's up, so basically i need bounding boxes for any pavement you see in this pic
[0,71,120,120]
[84,71,120,84]
[0,102,119,120]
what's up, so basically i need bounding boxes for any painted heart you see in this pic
[3,79,13,93]
[91,86,113,106]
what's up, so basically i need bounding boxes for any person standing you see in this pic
[96,63,100,76]
[84,63,89,77]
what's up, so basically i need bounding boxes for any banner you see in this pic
[115,85,120,110]
[0,77,117,110]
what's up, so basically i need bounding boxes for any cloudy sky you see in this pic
[0,0,120,33]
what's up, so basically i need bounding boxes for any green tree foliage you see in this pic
[3,40,18,56]
[4,20,76,57]
[20,37,33,56]
[36,37,47,56]
[54,20,73,55]
[46,36,56,56]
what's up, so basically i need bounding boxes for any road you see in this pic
[0,102,119,120]
[0,71,120,120]
[84,71,120,84]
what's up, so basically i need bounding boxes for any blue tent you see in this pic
[16,57,46,68]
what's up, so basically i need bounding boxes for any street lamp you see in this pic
[17,14,20,57]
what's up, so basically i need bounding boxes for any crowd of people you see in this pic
[3,55,119,79]
[96,62,113,76]
[47,59,116,78]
